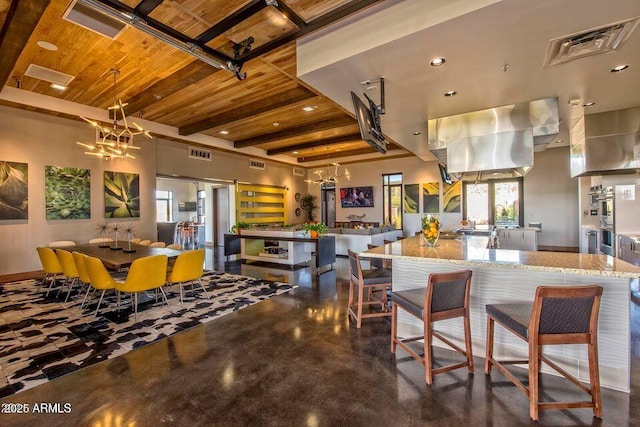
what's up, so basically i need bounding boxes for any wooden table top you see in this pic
[62,243,183,270]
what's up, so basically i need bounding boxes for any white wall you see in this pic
[156,178,197,223]
[0,105,157,275]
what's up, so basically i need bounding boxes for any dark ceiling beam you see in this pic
[266,134,361,156]
[134,0,164,17]
[297,144,399,163]
[273,2,308,30]
[127,61,221,114]
[234,116,355,148]
[0,0,50,87]
[195,0,266,44]
[179,86,316,135]
[239,0,382,62]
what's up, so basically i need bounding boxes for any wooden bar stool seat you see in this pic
[391,269,473,385]
[485,285,603,421]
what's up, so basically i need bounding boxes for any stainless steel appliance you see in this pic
[598,186,615,256]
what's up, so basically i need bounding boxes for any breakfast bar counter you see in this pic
[363,235,640,392]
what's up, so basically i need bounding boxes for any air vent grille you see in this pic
[249,159,265,170]
[63,0,127,40]
[544,18,639,67]
[24,64,75,86]
[188,147,212,161]
[293,167,305,177]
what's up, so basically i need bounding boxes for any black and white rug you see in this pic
[0,271,296,398]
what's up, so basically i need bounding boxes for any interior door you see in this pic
[322,187,336,226]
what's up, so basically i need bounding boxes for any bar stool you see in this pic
[391,269,473,385]
[485,285,603,421]
[347,249,392,328]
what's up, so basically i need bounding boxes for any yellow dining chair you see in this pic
[150,241,166,248]
[36,247,63,294]
[55,249,80,302]
[138,240,151,246]
[166,249,207,308]
[116,255,170,322]
[72,251,91,299]
[83,255,118,318]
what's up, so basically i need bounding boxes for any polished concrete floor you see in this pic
[1,249,638,426]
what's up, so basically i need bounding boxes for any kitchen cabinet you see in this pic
[580,226,599,254]
[618,234,640,266]
[496,228,538,251]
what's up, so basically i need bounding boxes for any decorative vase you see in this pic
[421,214,441,247]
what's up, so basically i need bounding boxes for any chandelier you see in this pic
[76,69,151,160]
[304,162,350,185]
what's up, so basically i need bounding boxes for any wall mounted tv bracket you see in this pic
[360,77,385,115]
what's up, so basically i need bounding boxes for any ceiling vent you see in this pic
[249,159,266,170]
[293,167,305,177]
[24,64,75,86]
[63,0,127,39]
[188,147,212,161]
[544,17,640,67]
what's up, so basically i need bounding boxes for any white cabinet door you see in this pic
[520,230,538,251]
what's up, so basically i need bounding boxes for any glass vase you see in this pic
[421,214,441,247]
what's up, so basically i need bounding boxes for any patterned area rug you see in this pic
[0,271,295,398]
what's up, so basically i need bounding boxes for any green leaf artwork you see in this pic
[0,161,28,220]
[403,184,419,214]
[45,166,91,220]
[104,171,140,218]
[422,182,440,214]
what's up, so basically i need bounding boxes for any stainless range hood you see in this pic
[570,107,640,177]
[428,98,559,180]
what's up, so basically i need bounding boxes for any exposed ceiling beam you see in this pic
[0,0,50,87]
[134,0,164,17]
[127,61,221,114]
[266,134,362,156]
[297,145,399,163]
[179,86,316,135]
[239,0,383,62]
[195,0,266,44]
[234,116,355,148]
[273,2,307,30]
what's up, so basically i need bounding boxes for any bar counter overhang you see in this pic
[363,235,640,392]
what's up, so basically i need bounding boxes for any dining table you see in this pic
[61,242,183,270]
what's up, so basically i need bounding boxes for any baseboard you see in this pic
[538,245,579,253]
[0,270,44,283]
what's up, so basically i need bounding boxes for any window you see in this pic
[382,173,403,229]
[196,189,205,224]
[156,190,173,222]
[463,178,523,227]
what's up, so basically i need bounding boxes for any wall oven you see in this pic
[600,227,615,256]
[599,186,614,228]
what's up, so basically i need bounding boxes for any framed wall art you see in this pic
[104,171,140,218]
[0,161,28,220]
[45,166,90,219]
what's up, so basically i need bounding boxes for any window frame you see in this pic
[155,190,173,222]
[462,177,524,227]
[382,173,403,229]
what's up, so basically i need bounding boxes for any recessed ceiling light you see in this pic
[583,102,596,107]
[50,83,67,91]
[219,130,229,135]
[302,106,317,112]
[37,41,58,51]
[272,122,280,127]
[413,131,421,135]
[292,151,299,154]
[611,64,629,73]
[444,90,457,97]
[430,57,446,66]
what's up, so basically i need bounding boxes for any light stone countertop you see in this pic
[363,235,640,279]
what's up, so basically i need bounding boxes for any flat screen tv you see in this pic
[438,163,453,185]
[351,91,387,154]
[340,186,374,208]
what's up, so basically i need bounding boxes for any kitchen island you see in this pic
[363,235,640,392]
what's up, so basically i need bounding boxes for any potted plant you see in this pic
[300,193,318,222]
[302,222,328,238]
[230,221,251,235]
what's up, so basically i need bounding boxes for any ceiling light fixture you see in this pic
[413,131,421,135]
[304,149,350,185]
[76,69,151,160]
[50,83,67,91]
[37,41,58,51]
[583,102,596,107]
[302,106,317,112]
[272,122,280,127]
[219,130,229,135]
[292,151,299,154]
[611,64,629,72]
[430,57,446,66]
[444,90,457,97]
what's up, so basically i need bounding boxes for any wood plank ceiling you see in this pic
[1,0,410,165]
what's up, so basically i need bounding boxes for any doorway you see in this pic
[321,184,336,227]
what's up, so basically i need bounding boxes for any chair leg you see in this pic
[179,285,184,308]
[198,278,210,300]
[45,274,57,296]
[485,316,494,374]
[80,285,92,308]
[56,278,68,297]
[93,289,106,318]
[117,291,121,312]
[37,273,49,291]
[588,339,603,418]
[529,342,541,421]
[424,318,433,385]
[356,282,364,328]
[347,278,354,320]
[464,308,474,373]
[391,303,398,353]
[65,277,78,303]
[159,287,173,312]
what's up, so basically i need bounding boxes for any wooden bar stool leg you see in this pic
[347,278,354,320]
[529,342,540,421]
[356,282,364,328]
[464,308,474,373]
[485,316,495,374]
[589,339,603,417]
[391,303,398,352]
[424,320,433,385]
